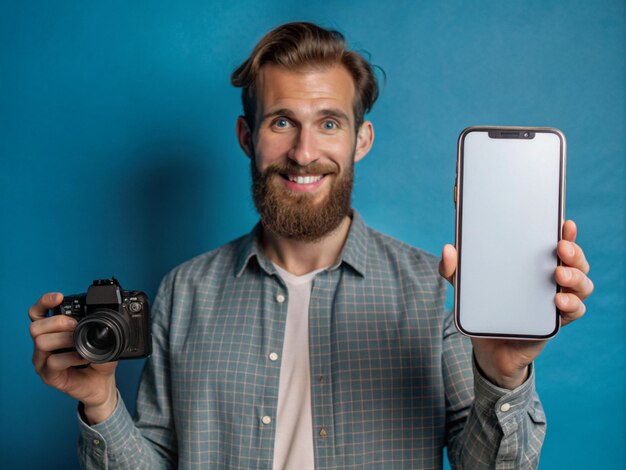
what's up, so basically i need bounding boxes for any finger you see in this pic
[30,314,77,339]
[45,351,89,373]
[562,220,577,243]
[557,240,590,275]
[31,316,77,375]
[32,327,75,374]
[555,292,587,326]
[438,244,457,285]
[28,293,64,322]
[38,352,89,391]
[555,266,594,300]
[32,348,51,374]
[34,331,74,353]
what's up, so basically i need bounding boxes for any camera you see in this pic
[52,278,152,364]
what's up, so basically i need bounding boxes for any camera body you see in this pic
[52,278,152,364]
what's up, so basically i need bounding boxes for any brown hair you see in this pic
[231,22,380,131]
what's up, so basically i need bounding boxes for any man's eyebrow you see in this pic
[260,108,296,122]
[317,108,351,123]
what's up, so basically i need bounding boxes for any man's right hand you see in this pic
[29,292,119,424]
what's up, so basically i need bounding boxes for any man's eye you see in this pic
[274,119,290,128]
[323,121,337,130]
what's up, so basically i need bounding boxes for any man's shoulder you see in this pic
[365,225,438,260]
[364,225,440,277]
[161,233,250,287]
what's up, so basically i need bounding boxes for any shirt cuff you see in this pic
[472,358,539,435]
[77,390,135,468]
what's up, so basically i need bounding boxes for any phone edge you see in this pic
[453,126,566,340]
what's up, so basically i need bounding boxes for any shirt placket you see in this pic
[256,273,289,468]
[308,269,339,469]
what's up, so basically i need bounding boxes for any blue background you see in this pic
[2,1,624,468]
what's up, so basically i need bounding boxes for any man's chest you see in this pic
[168,270,446,406]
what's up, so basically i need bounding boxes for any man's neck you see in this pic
[262,215,352,276]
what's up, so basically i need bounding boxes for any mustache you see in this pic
[261,161,338,176]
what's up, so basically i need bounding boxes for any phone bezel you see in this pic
[454,126,566,340]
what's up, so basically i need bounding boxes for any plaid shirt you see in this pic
[78,211,546,469]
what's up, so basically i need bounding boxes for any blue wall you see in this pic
[2,1,624,468]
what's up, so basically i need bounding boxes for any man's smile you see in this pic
[279,173,329,192]
[286,174,323,184]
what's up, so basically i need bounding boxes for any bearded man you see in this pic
[29,22,593,469]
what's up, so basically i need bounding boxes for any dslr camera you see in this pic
[52,278,152,364]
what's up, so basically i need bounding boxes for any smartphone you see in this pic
[454,126,566,339]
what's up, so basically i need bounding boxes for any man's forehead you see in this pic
[255,64,356,113]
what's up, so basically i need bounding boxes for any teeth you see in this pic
[288,175,323,184]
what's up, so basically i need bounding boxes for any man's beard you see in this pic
[251,158,354,243]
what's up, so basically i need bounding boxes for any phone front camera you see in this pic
[523,132,530,138]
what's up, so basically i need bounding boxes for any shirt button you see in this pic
[93,439,101,446]
[269,352,279,361]
[319,427,327,438]
[276,294,285,303]
[500,403,511,412]
[262,415,272,425]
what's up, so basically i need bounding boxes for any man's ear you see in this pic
[236,116,253,159]
[354,120,374,163]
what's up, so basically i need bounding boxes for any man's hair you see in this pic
[231,22,379,131]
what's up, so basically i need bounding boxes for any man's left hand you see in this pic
[439,220,594,389]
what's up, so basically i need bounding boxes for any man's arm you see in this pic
[442,312,546,469]
[29,277,178,469]
[439,220,593,388]
[440,219,593,469]
[76,276,178,469]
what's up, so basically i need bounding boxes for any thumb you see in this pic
[439,244,457,286]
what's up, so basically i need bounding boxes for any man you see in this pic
[29,22,593,469]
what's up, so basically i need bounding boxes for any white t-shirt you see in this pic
[271,263,326,470]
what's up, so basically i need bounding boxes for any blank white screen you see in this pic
[458,130,562,337]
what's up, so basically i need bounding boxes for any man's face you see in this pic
[237,64,373,242]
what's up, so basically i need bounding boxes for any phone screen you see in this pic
[455,128,565,339]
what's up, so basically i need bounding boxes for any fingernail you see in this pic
[568,245,575,257]
[562,268,572,280]
[49,293,58,302]
[560,294,569,306]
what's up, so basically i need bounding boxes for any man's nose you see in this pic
[288,127,318,166]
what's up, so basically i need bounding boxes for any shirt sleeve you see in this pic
[442,311,547,469]
[76,276,178,470]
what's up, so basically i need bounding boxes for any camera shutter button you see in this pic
[129,302,142,313]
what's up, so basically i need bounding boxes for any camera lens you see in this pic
[74,310,129,363]
[86,325,115,350]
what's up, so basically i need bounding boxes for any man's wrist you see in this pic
[490,366,529,390]
[473,352,530,390]
[83,389,118,425]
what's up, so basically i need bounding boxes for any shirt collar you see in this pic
[234,209,368,278]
